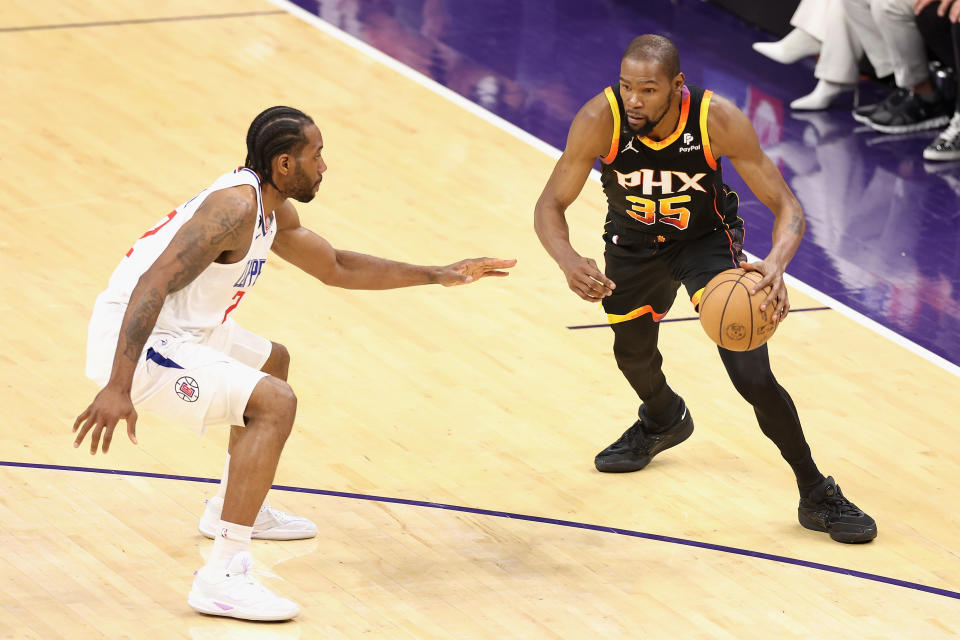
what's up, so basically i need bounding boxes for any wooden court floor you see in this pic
[2,1,958,637]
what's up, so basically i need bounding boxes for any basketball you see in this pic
[698,268,778,351]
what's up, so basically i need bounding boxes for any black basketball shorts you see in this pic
[601,226,746,324]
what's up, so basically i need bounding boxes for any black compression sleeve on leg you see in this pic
[718,345,824,494]
[611,318,682,424]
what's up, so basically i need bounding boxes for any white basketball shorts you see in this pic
[86,296,271,434]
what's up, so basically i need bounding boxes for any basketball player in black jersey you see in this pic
[534,35,876,543]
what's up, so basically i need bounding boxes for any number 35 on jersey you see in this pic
[615,169,706,231]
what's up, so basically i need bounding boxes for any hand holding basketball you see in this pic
[739,259,790,322]
[698,267,780,351]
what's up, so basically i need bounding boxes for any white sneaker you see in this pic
[790,80,857,111]
[187,551,300,621]
[199,496,318,541]
[924,112,960,161]
[752,28,820,65]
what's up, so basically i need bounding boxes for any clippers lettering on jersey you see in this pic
[614,170,707,194]
[233,259,266,288]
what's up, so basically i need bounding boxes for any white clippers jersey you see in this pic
[98,167,276,336]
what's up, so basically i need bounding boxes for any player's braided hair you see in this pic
[244,106,315,188]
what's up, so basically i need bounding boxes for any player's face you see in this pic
[289,124,327,203]
[619,58,682,136]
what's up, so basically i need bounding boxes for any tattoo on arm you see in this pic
[122,289,164,361]
[168,201,250,292]
[111,193,254,383]
[787,213,804,235]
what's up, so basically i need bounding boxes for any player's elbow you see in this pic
[316,251,347,287]
[533,195,561,237]
[136,266,175,298]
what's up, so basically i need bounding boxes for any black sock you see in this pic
[642,392,683,432]
[797,472,827,499]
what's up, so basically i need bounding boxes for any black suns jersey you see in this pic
[599,84,741,240]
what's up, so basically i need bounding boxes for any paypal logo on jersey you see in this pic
[679,132,702,153]
[234,259,266,288]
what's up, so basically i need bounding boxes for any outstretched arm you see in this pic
[271,201,515,288]
[73,187,258,454]
[533,93,616,302]
[708,94,805,321]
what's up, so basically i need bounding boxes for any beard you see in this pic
[631,93,674,137]
[288,163,318,203]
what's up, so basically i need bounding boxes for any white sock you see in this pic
[214,453,230,500]
[201,520,253,580]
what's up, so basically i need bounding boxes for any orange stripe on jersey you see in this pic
[601,87,621,164]
[712,194,738,265]
[607,304,667,325]
[700,90,718,170]
[690,287,706,311]
[639,85,690,150]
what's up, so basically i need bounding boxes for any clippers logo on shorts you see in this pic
[175,376,200,402]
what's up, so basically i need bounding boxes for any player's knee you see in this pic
[273,380,297,432]
[729,371,777,405]
[247,376,298,428]
[614,338,662,375]
[612,320,659,356]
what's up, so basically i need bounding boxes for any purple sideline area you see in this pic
[289,0,960,366]
[3,460,958,601]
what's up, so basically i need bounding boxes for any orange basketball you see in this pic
[698,268,778,351]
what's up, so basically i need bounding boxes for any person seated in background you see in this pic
[915,0,960,160]
[752,1,823,64]
[847,0,951,132]
[753,0,865,110]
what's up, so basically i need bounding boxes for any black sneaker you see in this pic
[798,476,877,543]
[852,88,908,124]
[867,91,951,134]
[595,402,694,473]
[924,112,960,161]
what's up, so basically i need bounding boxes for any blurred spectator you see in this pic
[847,0,951,132]
[753,0,865,110]
[915,0,960,160]
[752,1,823,64]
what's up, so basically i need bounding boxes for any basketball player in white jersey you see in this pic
[74,106,516,621]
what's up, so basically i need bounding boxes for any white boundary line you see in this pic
[269,0,960,379]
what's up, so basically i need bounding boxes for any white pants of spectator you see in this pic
[793,0,873,85]
[842,0,928,89]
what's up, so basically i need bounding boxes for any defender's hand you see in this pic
[561,256,616,302]
[73,386,139,455]
[740,259,790,322]
[438,257,517,286]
